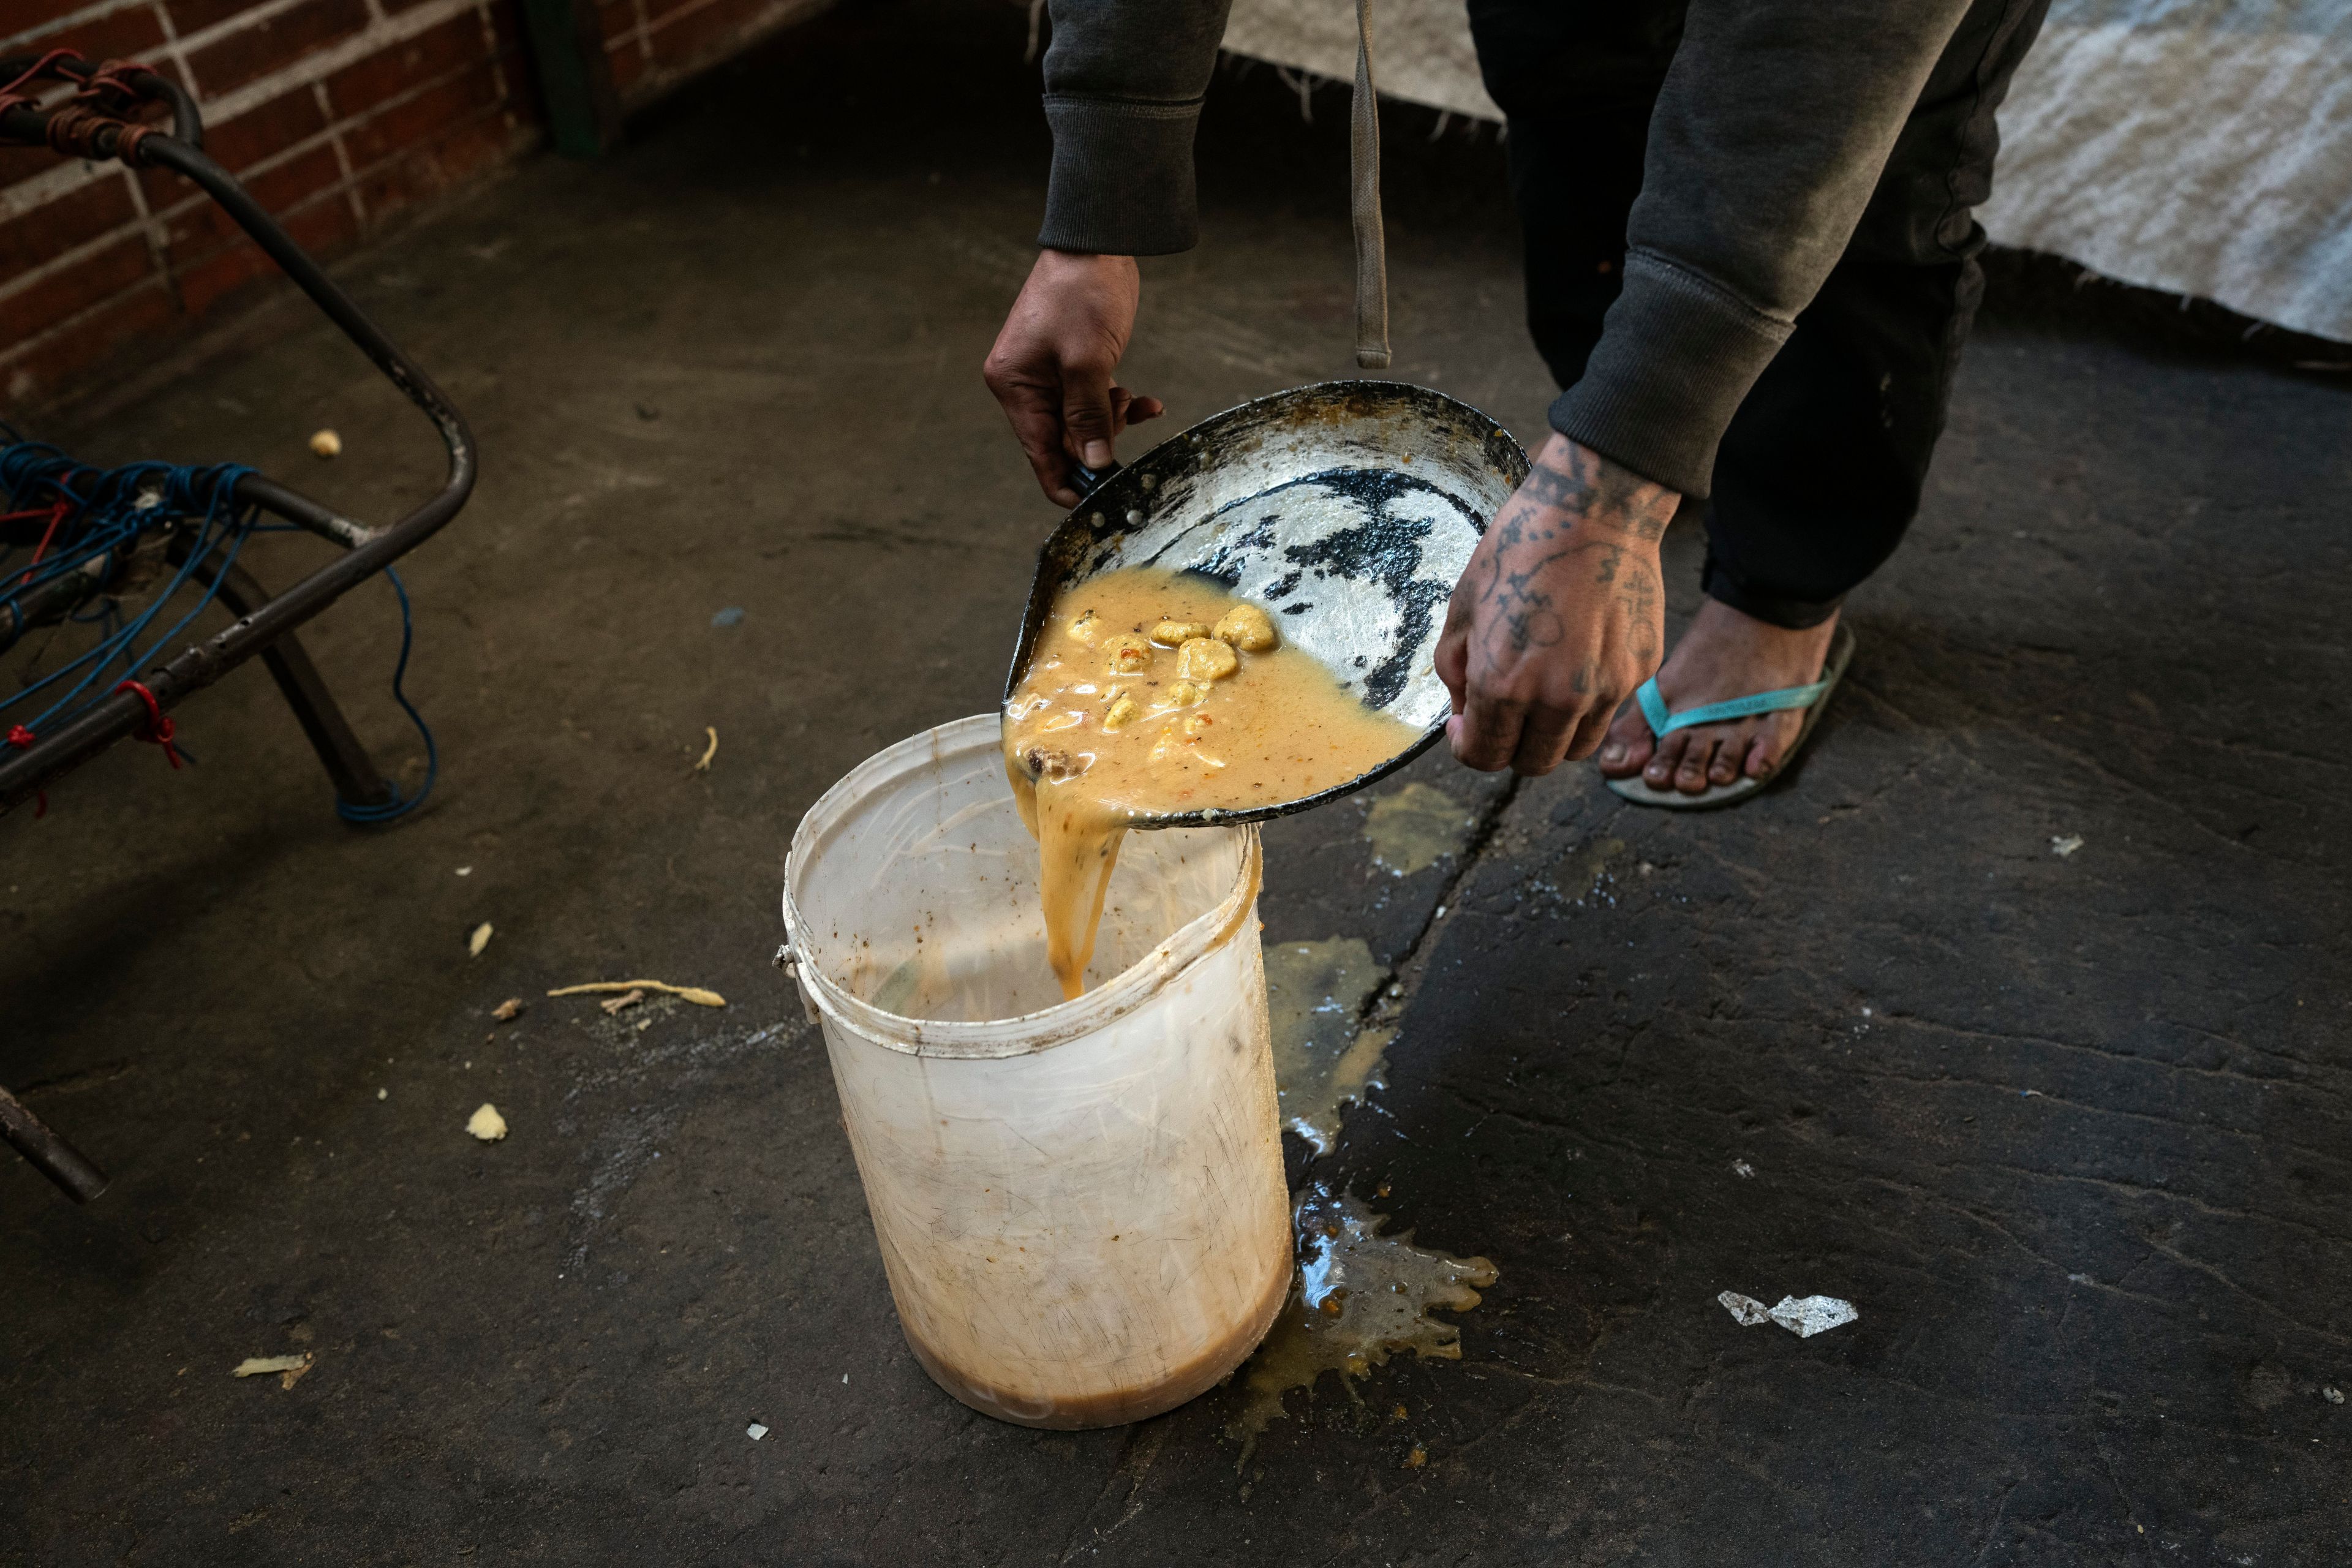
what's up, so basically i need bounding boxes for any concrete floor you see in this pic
[6,2,2350,1562]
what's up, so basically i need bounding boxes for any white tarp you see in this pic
[1219,0,2352,343]
[1223,0,1501,120]
[1978,1,2352,345]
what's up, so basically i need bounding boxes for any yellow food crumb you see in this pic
[1214,603,1277,652]
[1163,680,1207,709]
[1103,633,1152,676]
[1177,638,1238,681]
[1152,619,1210,646]
[1103,692,1140,731]
[1067,611,1101,644]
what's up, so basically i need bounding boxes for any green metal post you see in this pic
[518,0,623,158]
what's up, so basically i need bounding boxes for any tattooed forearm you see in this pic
[1501,442,1676,545]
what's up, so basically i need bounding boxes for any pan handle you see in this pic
[1069,459,1122,500]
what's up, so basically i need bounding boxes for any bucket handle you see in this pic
[771,941,821,1025]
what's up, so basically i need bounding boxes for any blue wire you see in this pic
[3,439,437,826]
[333,565,437,824]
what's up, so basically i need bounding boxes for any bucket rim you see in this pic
[781,714,1262,1059]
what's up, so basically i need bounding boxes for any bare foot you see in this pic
[1595,599,1840,795]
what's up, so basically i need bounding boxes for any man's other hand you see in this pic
[1436,434,1680,775]
[983,249,1166,508]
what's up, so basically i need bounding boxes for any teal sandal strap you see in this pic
[1635,671,1834,737]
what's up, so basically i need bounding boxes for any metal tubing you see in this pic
[0,546,119,658]
[0,1084,109,1204]
[0,56,203,147]
[183,545,394,809]
[0,126,474,815]
[238,473,380,550]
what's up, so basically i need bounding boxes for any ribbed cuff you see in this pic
[1039,96,1206,257]
[1547,248,1794,500]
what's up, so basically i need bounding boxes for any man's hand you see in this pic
[982,249,1166,507]
[1436,434,1680,775]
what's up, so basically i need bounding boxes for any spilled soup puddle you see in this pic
[1362,780,1474,876]
[1227,1183,1499,1463]
[1264,938,1392,1156]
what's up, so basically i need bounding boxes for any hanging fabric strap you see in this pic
[1349,0,1390,370]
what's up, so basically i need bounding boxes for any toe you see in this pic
[1597,704,1654,778]
[1675,737,1716,794]
[1744,712,1801,780]
[1707,729,1744,786]
[1643,731,1687,788]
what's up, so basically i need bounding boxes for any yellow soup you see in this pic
[1003,567,1419,999]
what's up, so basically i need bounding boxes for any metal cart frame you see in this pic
[0,51,478,1201]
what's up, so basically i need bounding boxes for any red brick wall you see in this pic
[1,0,827,413]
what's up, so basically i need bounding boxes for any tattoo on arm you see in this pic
[1506,443,1674,544]
[1468,443,1672,659]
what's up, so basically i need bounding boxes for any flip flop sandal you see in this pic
[1604,624,1856,812]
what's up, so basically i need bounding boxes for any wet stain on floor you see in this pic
[1226,1182,1498,1466]
[1361,780,1476,876]
[1264,938,1392,1155]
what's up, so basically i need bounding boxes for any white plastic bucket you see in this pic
[780,714,1291,1428]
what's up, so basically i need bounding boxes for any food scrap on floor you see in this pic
[232,1353,315,1390]
[547,981,726,1008]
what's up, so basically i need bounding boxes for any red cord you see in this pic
[10,500,70,586]
[0,48,81,122]
[2,52,165,164]
[112,679,183,770]
[6,724,46,818]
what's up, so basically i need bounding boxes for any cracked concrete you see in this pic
[2,0,2348,1562]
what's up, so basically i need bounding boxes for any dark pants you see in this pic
[1468,0,2051,628]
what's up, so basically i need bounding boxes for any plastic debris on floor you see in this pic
[1719,1291,1859,1337]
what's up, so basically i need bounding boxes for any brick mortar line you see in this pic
[0,45,519,311]
[611,0,830,92]
[2,0,154,53]
[1,0,491,223]
[146,2,197,100]
[0,271,174,382]
[170,0,324,64]
[1,97,524,374]
[609,0,818,58]
[194,0,489,120]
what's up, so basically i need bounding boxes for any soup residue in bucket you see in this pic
[1004,566,1419,998]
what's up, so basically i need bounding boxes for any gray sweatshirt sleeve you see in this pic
[1551,1,1977,496]
[1036,0,1234,256]
[1036,0,1977,497]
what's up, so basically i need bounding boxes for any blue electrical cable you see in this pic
[1,435,437,823]
[333,565,437,824]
